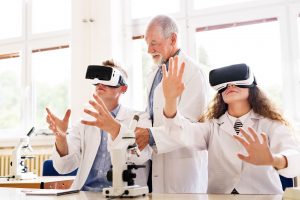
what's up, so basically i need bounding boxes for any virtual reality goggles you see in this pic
[209,63,257,93]
[85,65,127,87]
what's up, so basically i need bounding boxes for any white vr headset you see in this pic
[85,65,127,87]
[209,63,257,93]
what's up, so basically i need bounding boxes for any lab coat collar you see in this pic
[216,110,263,135]
[115,105,132,122]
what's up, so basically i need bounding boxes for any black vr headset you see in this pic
[209,63,257,93]
[85,65,127,87]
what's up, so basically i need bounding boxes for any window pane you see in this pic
[196,20,283,108]
[0,54,22,131]
[0,0,22,40]
[32,47,70,128]
[131,39,152,110]
[131,0,180,19]
[194,0,257,9]
[32,0,71,34]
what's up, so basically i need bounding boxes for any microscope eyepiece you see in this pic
[133,115,139,122]
[26,127,35,137]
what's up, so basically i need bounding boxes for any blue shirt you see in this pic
[81,105,120,192]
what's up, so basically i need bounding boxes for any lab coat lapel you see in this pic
[242,111,262,130]
[86,126,101,155]
[115,105,130,123]
[146,67,160,100]
[217,114,236,136]
[83,126,101,173]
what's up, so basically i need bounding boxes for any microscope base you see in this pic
[103,185,148,198]
[15,172,37,180]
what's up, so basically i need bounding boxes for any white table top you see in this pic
[0,176,75,184]
[0,188,283,200]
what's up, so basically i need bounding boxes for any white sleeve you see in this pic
[152,111,210,154]
[52,123,82,174]
[268,122,300,178]
[152,61,209,154]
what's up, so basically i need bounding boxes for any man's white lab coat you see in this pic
[148,51,210,193]
[52,105,151,190]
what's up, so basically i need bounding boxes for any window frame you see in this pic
[127,0,300,122]
[0,0,71,139]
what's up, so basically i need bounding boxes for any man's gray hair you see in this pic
[147,15,179,38]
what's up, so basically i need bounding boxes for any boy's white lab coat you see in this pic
[147,51,210,193]
[164,110,300,194]
[52,105,151,190]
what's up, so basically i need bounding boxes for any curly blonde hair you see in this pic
[199,86,289,126]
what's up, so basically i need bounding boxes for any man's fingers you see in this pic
[138,143,147,151]
[92,94,110,114]
[81,120,98,126]
[46,109,53,120]
[89,99,108,117]
[173,55,178,77]
[63,109,71,122]
[168,57,174,76]
[46,107,52,115]
[178,61,185,81]
[162,64,167,79]
[84,108,99,119]
[46,116,51,124]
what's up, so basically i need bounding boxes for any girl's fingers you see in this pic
[233,135,249,150]
[247,127,260,143]
[240,128,255,143]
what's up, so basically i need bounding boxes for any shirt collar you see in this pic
[161,49,181,67]
[111,104,121,118]
[226,109,252,124]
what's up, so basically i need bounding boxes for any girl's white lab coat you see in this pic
[164,110,300,194]
[52,105,151,190]
[147,51,210,193]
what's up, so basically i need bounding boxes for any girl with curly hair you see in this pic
[161,56,300,194]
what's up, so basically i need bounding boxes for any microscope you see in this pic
[103,115,149,198]
[10,127,37,180]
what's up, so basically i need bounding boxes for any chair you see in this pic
[42,159,78,176]
[280,175,295,191]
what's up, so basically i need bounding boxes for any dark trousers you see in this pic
[147,160,152,193]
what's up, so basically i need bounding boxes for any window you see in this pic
[130,37,152,110]
[0,0,22,40]
[31,0,71,34]
[130,0,180,19]
[0,0,71,137]
[193,0,258,9]
[0,53,22,131]
[32,46,70,128]
[195,18,283,108]
[125,0,300,136]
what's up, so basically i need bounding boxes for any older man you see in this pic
[135,15,209,193]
